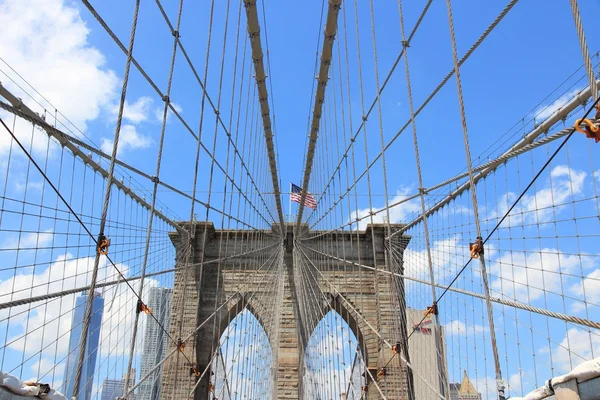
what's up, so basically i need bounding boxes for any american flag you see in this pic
[291,183,317,209]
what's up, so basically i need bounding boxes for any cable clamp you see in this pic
[209,383,215,392]
[177,338,185,352]
[152,176,160,184]
[424,302,438,317]
[172,30,180,38]
[469,236,483,259]
[361,385,368,393]
[97,234,110,255]
[574,118,600,142]
[392,341,401,354]
[162,95,170,103]
[190,367,201,377]
[401,40,410,48]
[376,368,387,381]
[136,299,152,315]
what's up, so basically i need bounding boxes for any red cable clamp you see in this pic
[424,303,438,317]
[97,234,111,255]
[574,117,600,143]
[136,299,152,315]
[469,237,483,259]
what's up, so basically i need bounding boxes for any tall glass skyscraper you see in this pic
[63,291,104,400]
[138,287,172,400]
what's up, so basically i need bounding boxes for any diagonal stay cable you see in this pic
[1,113,283,396]
[304,0,433,225]
[0,242,279,311]
[123,246,282,400]
[0,116,207,390]
[361,95,600,387]
[0,110,180,319]
[299,243,600,330]
[80,0,277,226]
[306,0,520,228]
[295,242,446,400]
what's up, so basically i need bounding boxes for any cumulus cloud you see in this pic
[569,269,600,312]
[100,124,152,156]
[490,248,584,301]
[31,357,64,382]
[0,252,159,364]
[351,186,421,230]
[153,101,183,124]
[489,165,586,226]
[551,327,600,374]
[472,375,499,400]
[443,320,488,336]
[0,0,118,134]
[0,229,54,250]
[111,96,154,124]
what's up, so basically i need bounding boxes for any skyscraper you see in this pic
[63,291,104,400]
[100,369,136,400]
[100,379,123,400]
[138,287,172,400]
[406,308,448,399]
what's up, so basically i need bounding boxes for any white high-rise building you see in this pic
[406,308,448,399]
[138,287,172,400]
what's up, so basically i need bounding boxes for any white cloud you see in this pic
[404,235,476,282]
[489,165,586,226]
[14,180,44,193]
[31,357,64,381]
[507,371,522,393]
[534,87,582,122]
[153,101,183,124]
[490,248,583,301]
[551,327,600,374]
[1,229,54,250]
[352,186,421,230]
[0,252,158,361]
[570,269,600,312]
[443,320,488,336]
[111,96,154,124]
[0,0,118,135]
[100,124,152,156]
[472,375,500,400]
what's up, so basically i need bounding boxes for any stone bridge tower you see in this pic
[161,222,416,400]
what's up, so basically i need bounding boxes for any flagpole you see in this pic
[288,182,292,223]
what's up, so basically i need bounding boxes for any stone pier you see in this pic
[161,223,416,400]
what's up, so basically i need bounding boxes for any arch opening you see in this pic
[303,309,366,400]
[211,308,273,399]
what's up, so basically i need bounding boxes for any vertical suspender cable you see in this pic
[443,0,505,398]
[72,2,141,399]
[122,0,185,395]
[397,1,450,398]
[569,0,598,103]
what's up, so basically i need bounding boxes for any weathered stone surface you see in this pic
[162,223,414,400]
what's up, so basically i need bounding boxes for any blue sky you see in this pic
[1,0,600,399]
